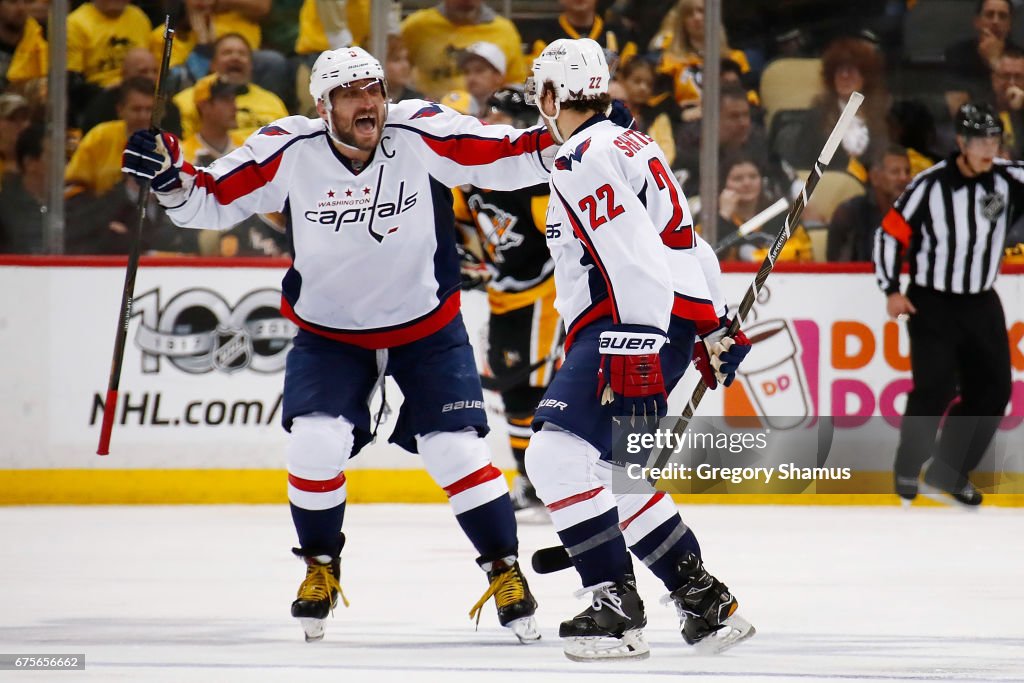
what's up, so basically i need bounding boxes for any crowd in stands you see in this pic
[0,0,1022,263]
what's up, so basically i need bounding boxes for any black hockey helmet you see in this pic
[956,103,1003,139]
[484,88,535,128]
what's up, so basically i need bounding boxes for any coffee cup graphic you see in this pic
[736,319,812,429]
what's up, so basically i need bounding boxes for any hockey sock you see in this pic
[551,503,631,586]
[620,492,701,591]
[453,493,519,559]
[290,501,346,557]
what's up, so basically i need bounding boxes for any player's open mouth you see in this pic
[354,115,376,134]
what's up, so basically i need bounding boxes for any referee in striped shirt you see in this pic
[874,103,1017,506]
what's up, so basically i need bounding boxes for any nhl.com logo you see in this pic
[131,288,297,374]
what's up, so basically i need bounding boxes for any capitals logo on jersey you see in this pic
[411,103,444,119]
[554,138,592,171]
[258,125,290,136]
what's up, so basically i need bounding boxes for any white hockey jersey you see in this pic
[155,100,553,348]
[544,115,725,350]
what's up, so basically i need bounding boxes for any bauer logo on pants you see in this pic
[132,287,297,374]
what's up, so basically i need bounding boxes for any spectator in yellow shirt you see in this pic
[67,1,152,96]
[400,0,527,100]
[4,7,47,103]
[65,76,154,197]
[0,0,30,88]
[295,0,370,57]
[653,0,749,107]
[150,0,262,71]
[79,46,185,135]
[173,33,288,139]
[181,73,247,166]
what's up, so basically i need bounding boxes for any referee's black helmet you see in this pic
[956,103,1004,138]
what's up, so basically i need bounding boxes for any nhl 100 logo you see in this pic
[131,288,297,374]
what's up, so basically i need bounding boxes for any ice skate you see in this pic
[662,553,754,654]
[290,536,348,642]
[895,474,919,506]
[921,470,983,507]
[469,555,540,643]
[559,579,649,661]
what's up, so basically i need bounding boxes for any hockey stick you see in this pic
[713,197,788,256]
[531,92,865,574]
[96,17,175,456]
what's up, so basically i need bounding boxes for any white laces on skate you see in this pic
[575,582,627,619]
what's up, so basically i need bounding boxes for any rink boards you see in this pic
[1,257,1022,505]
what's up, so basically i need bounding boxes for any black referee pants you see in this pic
[894,286,1012,488]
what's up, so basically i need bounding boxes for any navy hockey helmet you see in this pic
[956,103,1003,139]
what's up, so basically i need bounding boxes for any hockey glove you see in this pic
[456,243,491,291]
[597,325,668,419]
[692,316,752,390]
[122,129,185,192]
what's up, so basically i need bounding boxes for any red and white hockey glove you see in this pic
[692,317,752,390]
[122,129,185,192]
[597,325,668,419]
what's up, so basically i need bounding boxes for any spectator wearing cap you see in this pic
[0,122,47,253]
[400,0,526,101]
[523,0,638,65]
[182,73,247,165]
[79,46,183,135]
[67,1,152,112]
[0,91,29,180]
[173,33,288,139]
[443,42,507,118]
[65,75,154,197]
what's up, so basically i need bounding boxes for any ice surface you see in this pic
[1,503,1022,682]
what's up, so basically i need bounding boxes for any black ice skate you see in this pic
[895,474,919,504]
[559,578,649,661]
[469,555,540,643]
[662,553,754,654]
[921,468,983,507]
[290,535,348,642]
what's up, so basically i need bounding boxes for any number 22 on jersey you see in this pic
[575,158,693,249]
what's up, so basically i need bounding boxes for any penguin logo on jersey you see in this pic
[468,194,524,262]
[554,138,592,171]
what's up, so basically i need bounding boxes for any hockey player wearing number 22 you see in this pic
[525,38,755,661]
[121,47,553,644]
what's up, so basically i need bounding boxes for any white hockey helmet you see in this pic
[526,38,609,143]
[526,38,609,106]
[309,46,388,149]
[309,46,386,104]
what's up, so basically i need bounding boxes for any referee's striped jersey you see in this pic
[874,155,1024,295]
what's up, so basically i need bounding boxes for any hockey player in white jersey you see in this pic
[121,47,550,644]
[523,38,756,660]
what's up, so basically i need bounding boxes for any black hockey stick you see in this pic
[97,16,175,455]
[531,92,865,574]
